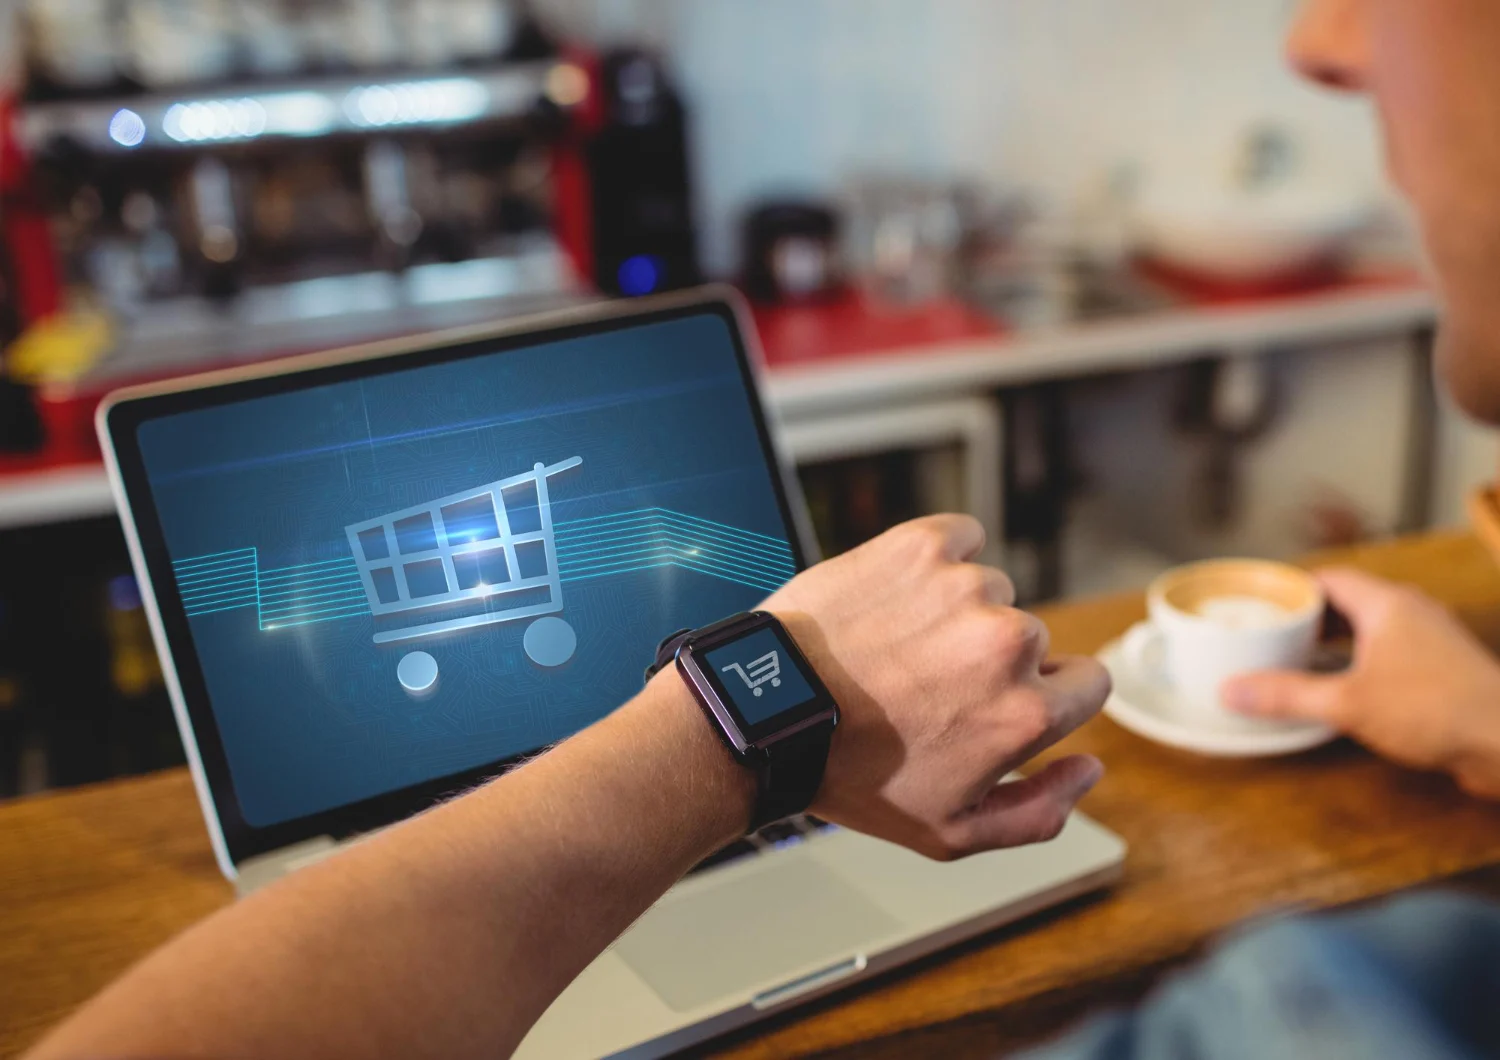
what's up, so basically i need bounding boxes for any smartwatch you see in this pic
[647,611,839,833]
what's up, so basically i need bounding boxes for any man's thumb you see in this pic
[1221,669,1343,723]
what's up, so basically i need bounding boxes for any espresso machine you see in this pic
[1,1,702,461]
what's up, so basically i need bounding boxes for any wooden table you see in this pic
[6,532,1500,1060]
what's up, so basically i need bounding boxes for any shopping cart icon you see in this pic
[720,652,782,697]
[345,456,582,690]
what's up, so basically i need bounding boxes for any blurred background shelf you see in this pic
[760,273,1435,418]
[0,463,115,529]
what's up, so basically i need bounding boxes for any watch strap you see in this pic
[644,612,753,683]
[749,719,833,832]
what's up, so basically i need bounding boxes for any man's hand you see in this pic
[762,514,1109,861]
[1223,568,1500,797]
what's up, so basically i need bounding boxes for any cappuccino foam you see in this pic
[1195,594,1294,630]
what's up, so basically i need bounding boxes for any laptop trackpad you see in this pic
[614,856,900,1013]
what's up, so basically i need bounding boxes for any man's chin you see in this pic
[1437,322,1500,424]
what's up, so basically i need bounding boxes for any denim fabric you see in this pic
[1023,892,1500,1060]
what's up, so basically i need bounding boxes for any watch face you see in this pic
[696,619,831,741]
[702,626,819,726]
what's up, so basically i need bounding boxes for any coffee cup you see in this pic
[1123,559,1324,722]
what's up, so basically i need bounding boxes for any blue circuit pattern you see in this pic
[173,508,796,629]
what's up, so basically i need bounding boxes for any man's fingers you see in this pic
[952,755,1103,853]
[979,566,1018,607]
[1221,669,1345,723]
[904,513,987,563]
[1317,567,1400,634]
[1038,654,1112,737]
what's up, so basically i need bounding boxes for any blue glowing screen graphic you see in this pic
[137,314,797,827]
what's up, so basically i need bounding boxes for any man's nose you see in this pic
[1286,0,1373,93]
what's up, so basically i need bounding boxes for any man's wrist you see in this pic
[1450,711,1500,798]
[630,667,758,851]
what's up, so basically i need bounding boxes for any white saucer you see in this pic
[1097,625,1337,758]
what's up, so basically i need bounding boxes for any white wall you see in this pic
[540,0,1388,275]
[541,1,1466,569]
[1068,336,1419,563]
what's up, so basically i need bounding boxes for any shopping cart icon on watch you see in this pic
[721,652,783,697]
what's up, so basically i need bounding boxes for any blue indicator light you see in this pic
[617,254,663,297]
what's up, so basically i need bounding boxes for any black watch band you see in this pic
[749,720,833,831]
[647,616,837,834]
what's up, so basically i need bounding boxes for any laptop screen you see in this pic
[128,307,800,836]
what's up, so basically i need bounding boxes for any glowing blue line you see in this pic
[260,557,359,576]
[555,526,671,554]
[558,520,794,563]
[563,560,676,584]
[172,547,256,568]
[176,576,256,595]
[179,583,258,602]
[557,533,795,579]
[261,587,366,614]
[257,571,365,594]
[650,509,795,547]
[560,558,780,593]
[182,593,258,611]
[258,593,366,608]
[560,557,667,578]
[560,556,655,576]
[558,534,795,579]
[177,577,256,596]
[174,555,256,574]
[175,567,253,583]
[260,598,368,618]
[258,588,368,609]
[262,606,371,630]
[181,593,261,608]
[561,544,789,586]
[174,560,256,582]
[555,511,680,536]
[277,569,364,586]
[264,608,369,626]
[556,521,794,565]
[556,519,698,547]
[262,598,371,621]
[178,580,257,599]
[652,514,796,552]
[651,548,791,587]
[174,555,256,573]
[557,509,793,552]
[180,579,257,594]
[177,574,255,591]
[260,562,360,579]
[559,507,791,547]
[258,583,363,603]
[184,599,259,618]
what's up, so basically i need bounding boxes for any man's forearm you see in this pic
[31,673,752,1060]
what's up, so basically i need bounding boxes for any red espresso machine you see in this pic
[0,0,702,467]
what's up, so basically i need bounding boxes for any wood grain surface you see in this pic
[5,532,1500,1059]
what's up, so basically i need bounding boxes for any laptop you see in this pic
[98,287,1125,1060]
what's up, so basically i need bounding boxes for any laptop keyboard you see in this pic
[688,816,837,876]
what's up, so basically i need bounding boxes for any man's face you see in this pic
[1291,0,1500,421]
